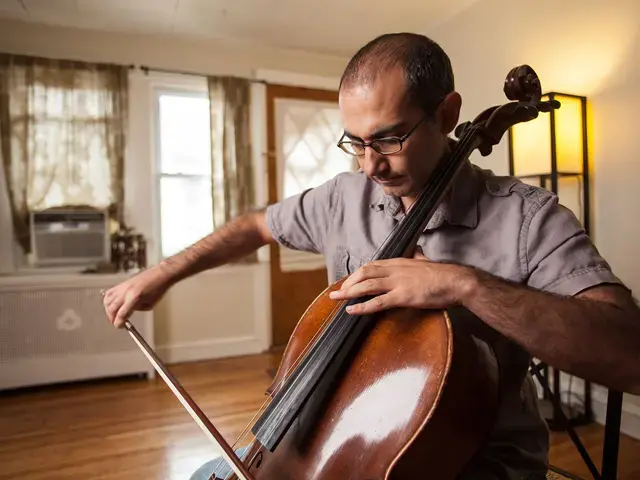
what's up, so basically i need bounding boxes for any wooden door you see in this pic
[266,84,352,348]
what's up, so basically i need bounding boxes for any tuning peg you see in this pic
[537,99,561,112]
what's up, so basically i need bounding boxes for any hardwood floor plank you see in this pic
[1,353,639,479]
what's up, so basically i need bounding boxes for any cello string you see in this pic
[384,132,477,264]
[209,442,254,480]
[248,140,470,444]
[255,145,481,440]
[369,131,478,263]
[205,289,353,473]
[360,130,477,265]
[209,458,226,480]
[229,128,481,454]
[249,299,352,441]
[209,438,257,480]
[204,276,355,476]
[210,294,353,462]
[248,276,384,443]
[249,129,480,444]
[207,295,349,478]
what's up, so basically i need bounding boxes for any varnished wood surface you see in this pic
[242,281,501,479]
[1,352,639,479]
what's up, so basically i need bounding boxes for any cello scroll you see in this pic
[455,64,560,156]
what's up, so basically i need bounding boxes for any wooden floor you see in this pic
[1,353,639,480]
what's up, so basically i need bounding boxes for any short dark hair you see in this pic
[339,33,454,118]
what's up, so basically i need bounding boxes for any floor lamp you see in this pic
[507,91,594,430]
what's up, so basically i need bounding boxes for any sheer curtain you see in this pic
[207,75,256,261]
[0,54,128,254]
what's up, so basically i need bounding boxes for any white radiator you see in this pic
[0,272,155,391]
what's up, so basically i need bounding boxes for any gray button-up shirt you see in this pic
[265,159,623,479]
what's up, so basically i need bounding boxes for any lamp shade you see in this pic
[508,92,589,232]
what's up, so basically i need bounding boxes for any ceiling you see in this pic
[0,0,481,56]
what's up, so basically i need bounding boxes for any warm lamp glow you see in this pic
[508,92,589,231]
[509,93,586,178]
[554,95,584,174]
[510,98,552,177]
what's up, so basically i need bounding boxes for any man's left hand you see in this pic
[328,251,476,315]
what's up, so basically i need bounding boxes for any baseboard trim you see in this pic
[157,336,265,364]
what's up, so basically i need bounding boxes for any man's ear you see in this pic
[438,91,462,134]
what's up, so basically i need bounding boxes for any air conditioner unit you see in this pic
[0,273,155,391]
[30,208,110,267]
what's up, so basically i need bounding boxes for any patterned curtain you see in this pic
[207,75,256,261]
[0,54,128,253]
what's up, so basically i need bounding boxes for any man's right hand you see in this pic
[103,265,174,328]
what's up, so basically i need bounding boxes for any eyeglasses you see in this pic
[336,116,427,156]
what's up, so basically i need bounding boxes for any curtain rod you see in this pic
[0,54,266,84]
[136,65,267,84]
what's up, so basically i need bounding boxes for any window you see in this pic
[0,56,128,268]
[279,99,353,200]
[26,83,115,209]
[155,90,213,258]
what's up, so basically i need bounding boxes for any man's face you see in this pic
[338,67,459,200]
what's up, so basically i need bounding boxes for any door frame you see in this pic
[265,84,340,349]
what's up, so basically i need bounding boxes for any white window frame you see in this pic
[142,71,270,267]
[148,73,210,263]
[153,86,213,260]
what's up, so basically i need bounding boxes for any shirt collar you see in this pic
[370,159,479,231]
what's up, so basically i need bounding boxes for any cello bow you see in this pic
[124,320,254,480]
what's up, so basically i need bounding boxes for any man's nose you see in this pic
[362,148,388,177]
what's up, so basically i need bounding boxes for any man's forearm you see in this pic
[460,268,640,394]
[159,209,273,283]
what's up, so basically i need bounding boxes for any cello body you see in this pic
[231,278,501,479]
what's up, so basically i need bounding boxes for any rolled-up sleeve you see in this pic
[524,193,625,296]
[265,176,338,254]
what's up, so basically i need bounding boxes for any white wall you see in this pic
[0,18,348,362]
[429,0,640,437]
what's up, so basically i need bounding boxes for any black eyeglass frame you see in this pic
[336,115,428,156]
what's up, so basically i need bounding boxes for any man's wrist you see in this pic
[454,265,481,306]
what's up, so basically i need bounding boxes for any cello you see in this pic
[124,64,560,480]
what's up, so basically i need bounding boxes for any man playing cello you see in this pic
[103,33,640,479]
